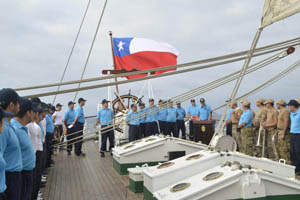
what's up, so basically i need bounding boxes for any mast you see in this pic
[109,31,120,94]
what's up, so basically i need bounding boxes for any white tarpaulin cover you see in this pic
[262,0,300,27]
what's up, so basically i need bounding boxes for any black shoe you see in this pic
[100,152,105,157]
[68,151,71,155]
[76,153,85,157]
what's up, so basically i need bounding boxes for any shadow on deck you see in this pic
[43,141,144,200]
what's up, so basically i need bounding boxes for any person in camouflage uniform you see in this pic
[253,98,267,157]
[227,101,243,150]
[276,99,291,164]
[262,98,279,160]
[238,100,254,156]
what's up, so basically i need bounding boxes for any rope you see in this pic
[14,36,300,91]
[170,50,285,101]
[73,0,108,101]
[48,48,294,139]
[23,45,296,98]
[52,0,92,104]
[213,58,300,111]
[54,56,300,147]
[53,48,292,147]
[212,28,263,145]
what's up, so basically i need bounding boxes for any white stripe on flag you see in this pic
[129,38,179,56]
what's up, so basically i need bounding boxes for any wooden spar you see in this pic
[109,31,120,93]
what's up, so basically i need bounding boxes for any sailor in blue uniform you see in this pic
[176,102,186,139]
[0,88,22,200]
[126,104,140,142]
[97,99,114,158]
[11,98,36,200]
[72,98,87,157]
[158,100,168,135]
[0,108,10,200]
[45,105,55,168]
[63,101,76,155]
[166,101,179,137]
[138,103,146,138]
[288,100,300,175]
[145,98,159,136]
[187,99,199,141]
[198,98,212,120]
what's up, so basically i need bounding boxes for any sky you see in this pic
[1,0,300,116]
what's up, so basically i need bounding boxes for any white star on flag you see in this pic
[118,41,125,51]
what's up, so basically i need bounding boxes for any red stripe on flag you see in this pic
[114,51,177,79]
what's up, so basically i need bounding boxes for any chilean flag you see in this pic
[112,37,179,79]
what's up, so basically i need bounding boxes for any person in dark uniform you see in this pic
[71,98,87,157]
[63,101,76,155]
[138,103,146,138]
[158,100,168,135]
[166,101,179,137]
[97,99,114,158]
[126,104,140,142]
[0,88,22,200]
[145,98,159,136]
[288,100,300,175]
[176,102,186,139]
[11,98,36,200]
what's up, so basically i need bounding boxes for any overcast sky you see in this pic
[1,0,300,116]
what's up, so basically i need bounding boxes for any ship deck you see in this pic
[43,140,143,200]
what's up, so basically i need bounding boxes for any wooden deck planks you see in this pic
[43,141,144,200]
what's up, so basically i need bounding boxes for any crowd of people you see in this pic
[225,98,300,175]
[95,97,212,157]
[0,88,86,200]
[1,85,300,200]
[124,98,212,141]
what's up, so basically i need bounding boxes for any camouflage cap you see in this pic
[276,99,287,105]
[264,98,274,104]
[256,98,265,104]
[241,100,251,107]
[230,100,238,106]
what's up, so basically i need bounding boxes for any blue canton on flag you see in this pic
[113,38,133,58]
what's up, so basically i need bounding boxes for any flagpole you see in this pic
[109,31,120,94]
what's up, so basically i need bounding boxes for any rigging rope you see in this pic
[23,45,297,98]
[73,0,108,101]
[212,28,263,145]
[15,36,300,92]
[52,0,92,104]
[54,56,300,147]
[212,59,300,112]
[53,48,295,147]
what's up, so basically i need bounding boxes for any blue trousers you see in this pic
[167,122,179,138]
[21,170,33,200]
[129,125,140,142]
[101,125,114,152]
[158,121,167,135]
[291,134,300,173]
[5,171,21,200]
[189,120,194,141]
[146,122,159,136]
[176,120,186,139]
